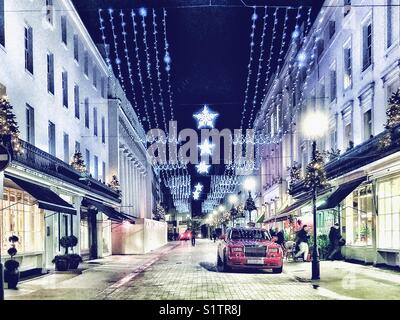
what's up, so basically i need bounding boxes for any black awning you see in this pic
[317,177,367,210]
[6,175,76,215]
[264,197,311,224]
[81,198,135,223]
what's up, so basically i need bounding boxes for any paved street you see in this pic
[6,239,400,300]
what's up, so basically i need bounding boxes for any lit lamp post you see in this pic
[302,110,328,281]
[243,177,257,225]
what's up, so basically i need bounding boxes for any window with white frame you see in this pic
[48,121,56,156]
[85,149,90,173]
[330,66,337,102]
[319,79,325,109]
[343,44,352,90]
[328,20,336,39]
[377,175,400,250]
[363,109,372,140]
[74,85,80,119]
[61,16,67,45]
[45,0,54,25]
[63,132,69,163]
[84,51,89,76]
[24,25,33,74]
[386,0,398,48]
[94,155,99,179]
[84,98,89,128]
[26,104,35,145]
[93,66,97,88]
[387,78,400,104]
[73,34,79,61]
[93,107,98,137]
[362,21,372,71]
[47,53,54,94]
[102,161,106,182]
[101,116,105,144]
[62,71,68,108]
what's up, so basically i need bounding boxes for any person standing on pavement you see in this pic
[328,223,343,260]
[294,225,310,261]
[275,228,285,249]
[212,230,217,242]
[191,229,196,246]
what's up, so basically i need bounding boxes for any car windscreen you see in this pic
[229,229,271,241]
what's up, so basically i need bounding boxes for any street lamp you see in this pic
[302,110,328,281]
[243,177,257,224]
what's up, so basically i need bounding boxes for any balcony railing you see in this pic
[8,139,121,201]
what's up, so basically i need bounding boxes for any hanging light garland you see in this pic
[108,9,126,92]
[98,9,112,69]
[239,6,258,132]
[163,9,175,121]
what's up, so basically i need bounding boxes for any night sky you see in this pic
[72,0,323,216]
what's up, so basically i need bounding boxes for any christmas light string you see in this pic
[163,9,175,121]
[119,10,142,124]
[140,8,160,132]
[108,9,126,92]
[153,9,168,134]
[98,9,112,69]
[239,6,258,131]
[246,6,268,129]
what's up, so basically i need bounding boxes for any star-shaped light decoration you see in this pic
[198,139,214,156]
[196,161,210,174]
[194,183,203,192]
[193,190,200,200]
[193,105,218,129]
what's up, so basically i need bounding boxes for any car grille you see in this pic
[244,246,266,258]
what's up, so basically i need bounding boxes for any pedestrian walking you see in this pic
[191,229,196,246]
[294,225,310,261]
[327,223,344,260]
[212,231,217,242]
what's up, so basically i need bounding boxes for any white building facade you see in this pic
[107,75,167,254]
[254,0,400,266]
[0,0,125,274]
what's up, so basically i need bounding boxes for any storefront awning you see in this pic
[6,175,76,215]
[317,177,367,210]
[81,198,135,223]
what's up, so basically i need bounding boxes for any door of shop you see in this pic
[88,209,98,260]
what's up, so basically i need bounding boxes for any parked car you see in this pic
[179,229,192,241]
[217,227,283,273]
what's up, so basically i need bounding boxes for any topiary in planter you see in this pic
[4,235,20,289]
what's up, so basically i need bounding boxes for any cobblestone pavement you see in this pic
[99,240,332,300]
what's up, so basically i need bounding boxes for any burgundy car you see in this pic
[217,227,283,273]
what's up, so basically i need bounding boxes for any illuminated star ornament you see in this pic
[198,139,214,156]
[196,161,210,174]
[193,105,218,129]
[193,183,203,200]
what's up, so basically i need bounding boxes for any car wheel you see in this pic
[272,266,283,274]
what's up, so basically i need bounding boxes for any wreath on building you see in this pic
[0,96,23,153]
[153,203,166,221]
[108,175,122,195]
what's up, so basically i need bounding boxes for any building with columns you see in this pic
[254,0,400,267]
[0,0,133,275]
[108,75,167,254]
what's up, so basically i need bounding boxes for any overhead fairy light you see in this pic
[198,139,214,156]
[196,161,211,174]
[162,9,175,120]
[193,105,218,129]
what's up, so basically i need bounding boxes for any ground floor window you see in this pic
[1,187,45,254]
[344,184,374,246]
[377,175,400,250]
[102,216,111,255]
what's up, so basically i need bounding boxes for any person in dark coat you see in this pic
[328,223,342,260]
[274,228,285,248]
[294,225,310,261]
[191,229,196,246]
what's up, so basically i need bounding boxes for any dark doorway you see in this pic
[88,209,98,260]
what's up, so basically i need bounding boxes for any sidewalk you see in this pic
[284,260,400,300]
[5,242,178,300]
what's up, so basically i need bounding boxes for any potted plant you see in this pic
[52,236,73,271]
[66,235,82,270]
[4,235,20,289]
